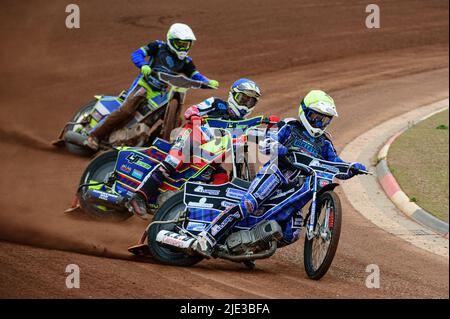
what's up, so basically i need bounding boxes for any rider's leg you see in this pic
[277,208,303,247]
[128,123,193,218]
[211,165,229,185]
[192,160,287,258]
[129,160,175,219]
[85,85,147,150]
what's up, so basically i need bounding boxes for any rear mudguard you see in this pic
[87,95,123,132]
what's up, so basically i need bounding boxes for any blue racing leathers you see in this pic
[200,119,357,247]
[91,41,212,141]
[131,40,210,91]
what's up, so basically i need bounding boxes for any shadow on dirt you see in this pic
[0,128,66,154]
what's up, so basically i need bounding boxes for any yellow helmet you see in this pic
[298,90,338,137]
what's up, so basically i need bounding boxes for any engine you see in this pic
[225,220,283,255]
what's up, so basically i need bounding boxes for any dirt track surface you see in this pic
[0,0,448,298]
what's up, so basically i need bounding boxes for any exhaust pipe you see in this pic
[82,189,126,209]
[64,130,88,146]
[155,230,195,251]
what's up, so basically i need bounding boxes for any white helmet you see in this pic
[227,78,261,119]
[298,90,338,137]
[167,23,196,60]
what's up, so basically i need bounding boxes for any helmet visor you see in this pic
[306,109,333,129]
[234,92,258,108]
[172,39,192,51]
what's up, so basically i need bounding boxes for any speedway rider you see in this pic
[189,90,368,258]
[85,23,219,150]
[128,78,262,219]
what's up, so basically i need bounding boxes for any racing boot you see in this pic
[191,205,244,258]
[128,163,174,218]
[191,231,215,259]
[84,135,99,151]
[127,192,150,220]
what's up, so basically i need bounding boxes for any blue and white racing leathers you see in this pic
[200,119,357,246]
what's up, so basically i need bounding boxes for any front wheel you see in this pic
[78,150,133,222]
[148,192,203,266]
[303,191,342,280]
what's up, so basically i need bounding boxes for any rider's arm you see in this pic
[184,97,224,121]
[323,139,345,163]
[323,139,367,179]
[258,122,290,156]
[184,101,209,121]
[323,139,355,180]
[181,57,210,83]
[191,71,209,82]
[131,41,161,68]
[184,104,201,121]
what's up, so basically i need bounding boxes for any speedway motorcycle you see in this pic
[53,68,215,156]
[73,116,276,222]
[132,151,371,280]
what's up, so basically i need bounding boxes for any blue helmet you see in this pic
[227,78,261,118]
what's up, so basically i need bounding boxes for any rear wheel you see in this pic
[303,191,342,280]
[65,100,97,157]
[161,97,182,142]
[142,103,166,146]
[148,192,203,266]
[78,150,132,221]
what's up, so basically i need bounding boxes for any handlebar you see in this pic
[349,167,374,176]
[286,150,373,176]
[294,163,315,176]
[203,116,272,131]
[147,70,216,90]
[284,157,315,176]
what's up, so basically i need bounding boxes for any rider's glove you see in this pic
[141,65,152,77]
[338,162,367,180]
[208,79,219,89]
[259,139,288,156]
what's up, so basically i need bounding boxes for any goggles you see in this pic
[305,108,333,129]
[172,39,192,51]
[234,92,258,108]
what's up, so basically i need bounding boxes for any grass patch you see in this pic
[388,109,449,222]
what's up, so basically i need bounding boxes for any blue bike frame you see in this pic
[182,152,359,243]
